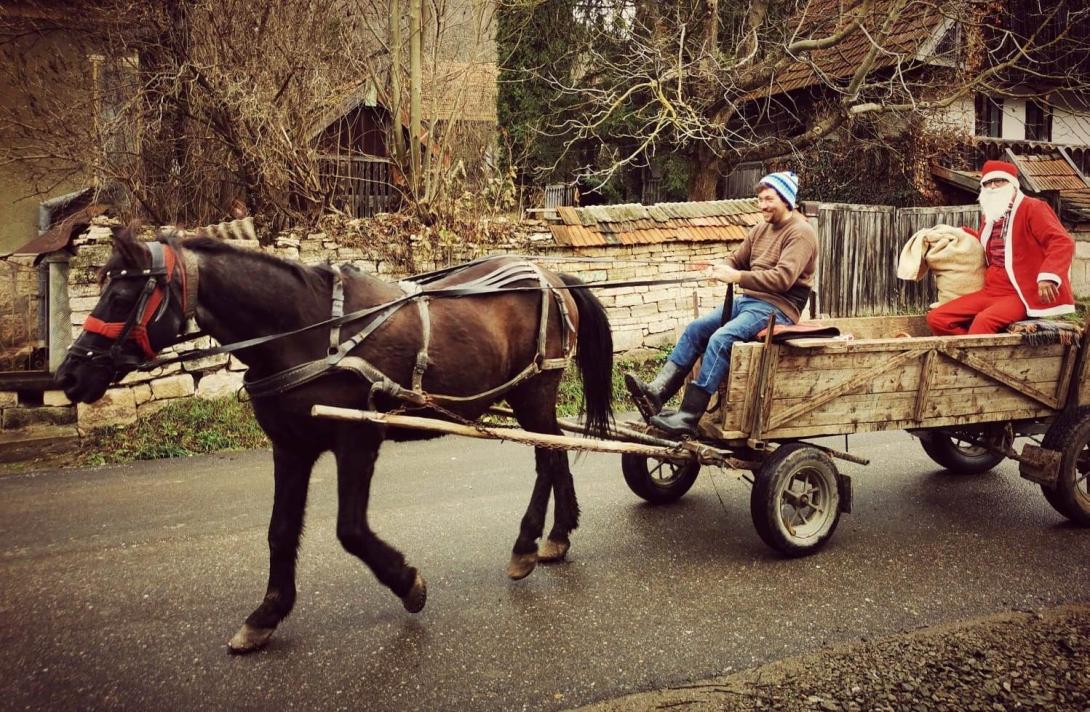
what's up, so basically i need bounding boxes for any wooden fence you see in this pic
[318,155,397,217]
[813,203,980,317]
[722,162,766,199]
[543,184,578,208]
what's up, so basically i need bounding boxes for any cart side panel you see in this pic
[758,337,1068,440]
[712,343,760,434]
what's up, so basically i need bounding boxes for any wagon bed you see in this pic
[706,314,1083,443]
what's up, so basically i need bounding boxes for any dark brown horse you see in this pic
[55,227,613,653]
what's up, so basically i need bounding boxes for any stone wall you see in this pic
[1070,232,1090,299]
[31,221,738,435]
[11,215,1090,440]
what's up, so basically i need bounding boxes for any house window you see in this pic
[975,95,1003,138]
[1025,101,1052,142]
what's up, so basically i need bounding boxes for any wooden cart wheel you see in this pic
[750,443,841,556]
[918,430,1006,474]
[621,454,700,504]
[1031,406,1090,526]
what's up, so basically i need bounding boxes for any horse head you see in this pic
[55,225,193,403]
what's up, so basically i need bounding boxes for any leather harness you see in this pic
[240,258,575,407]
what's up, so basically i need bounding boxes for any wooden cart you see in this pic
[619,314,1090,555]
[314,314,1090,557]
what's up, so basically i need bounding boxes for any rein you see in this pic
[140,270,705,371]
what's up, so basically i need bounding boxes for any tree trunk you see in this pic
[409,0,422,198]
[687,146,722,201]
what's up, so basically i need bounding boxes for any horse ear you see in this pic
[111,222,149,266]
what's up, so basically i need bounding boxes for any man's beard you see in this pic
[979,184,1017,222]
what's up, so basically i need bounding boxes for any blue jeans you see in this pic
[668,296,790,394]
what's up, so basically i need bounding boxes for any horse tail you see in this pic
[559,273,614,438]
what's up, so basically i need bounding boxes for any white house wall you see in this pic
[1053,107,1090,146]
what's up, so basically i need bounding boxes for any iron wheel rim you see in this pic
[776,465,836,541]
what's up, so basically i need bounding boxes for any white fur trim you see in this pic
[1027,303,1075,317]
[981,170,1017,185]
[1037,272,1062,284]
[1002,192,1029,310]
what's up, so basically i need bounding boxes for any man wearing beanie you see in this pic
[926,160,1074,335]
[626,172,818,437]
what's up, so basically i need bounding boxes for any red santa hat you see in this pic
[980,160,1019,186]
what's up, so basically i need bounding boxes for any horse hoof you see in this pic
[402,573,427,613]
[227,624,275,654]
[506,552,538,580]
[537,538,570,563]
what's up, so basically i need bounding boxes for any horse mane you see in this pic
[174,235,334,292]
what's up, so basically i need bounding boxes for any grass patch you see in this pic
[74,398,269,467]
[557,348,671,418]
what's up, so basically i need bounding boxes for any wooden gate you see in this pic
[318,155,397,217]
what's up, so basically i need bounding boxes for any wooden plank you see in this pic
[720,346,756,432]
[1052,343,1078,405]
[758,344,781,433]
[764,386,1050,431]
[764,349,926,431]
[311,406,697,461]
[914,349,937,422]
[940,345,1060,408]
[783,333,1025,352]
[771,343,1064,373]
[742,358,1065,401]
[761,407,1050,441]
[748,325,779,440]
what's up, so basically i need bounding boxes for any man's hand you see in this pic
[709,264,743,284]
[1038,280,1059,304]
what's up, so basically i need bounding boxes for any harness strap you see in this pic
[329,266,346,354]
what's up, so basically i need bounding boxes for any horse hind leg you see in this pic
[229,445,319,654]
[539,455,578,564]
[506,381,577,576]
[333,426,427,613]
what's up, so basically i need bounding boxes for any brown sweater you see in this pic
[726,211,817,323]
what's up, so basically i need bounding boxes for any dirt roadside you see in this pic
[573,604,1090,711]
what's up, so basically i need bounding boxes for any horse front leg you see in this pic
[333,426,427,613]
[228,445,319,654]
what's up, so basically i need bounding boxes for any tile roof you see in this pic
[547,199,761,246]
[761,0,946,97]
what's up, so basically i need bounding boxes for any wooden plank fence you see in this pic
[814,203,979,318]
[318,155,396,218]
[543,184,578,208]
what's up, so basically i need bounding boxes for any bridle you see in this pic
[70,240,194,370]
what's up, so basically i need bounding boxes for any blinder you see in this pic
[71,240,189,369]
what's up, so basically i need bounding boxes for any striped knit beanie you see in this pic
[760,171,799,209]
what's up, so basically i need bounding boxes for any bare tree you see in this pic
[504,0,1090,200]
[0,0,502,233]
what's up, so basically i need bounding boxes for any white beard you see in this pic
[979,184,1017,222]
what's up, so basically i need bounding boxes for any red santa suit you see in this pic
[927,188,1074,335]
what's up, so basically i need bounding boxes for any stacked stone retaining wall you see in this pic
[15,221,738,435]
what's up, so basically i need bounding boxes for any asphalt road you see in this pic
[1,429,1088,711]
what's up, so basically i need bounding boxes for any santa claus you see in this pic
[926,159,1075,335]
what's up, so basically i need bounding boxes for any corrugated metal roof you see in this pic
[934,153,1090,222]
[547,199,760,246]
